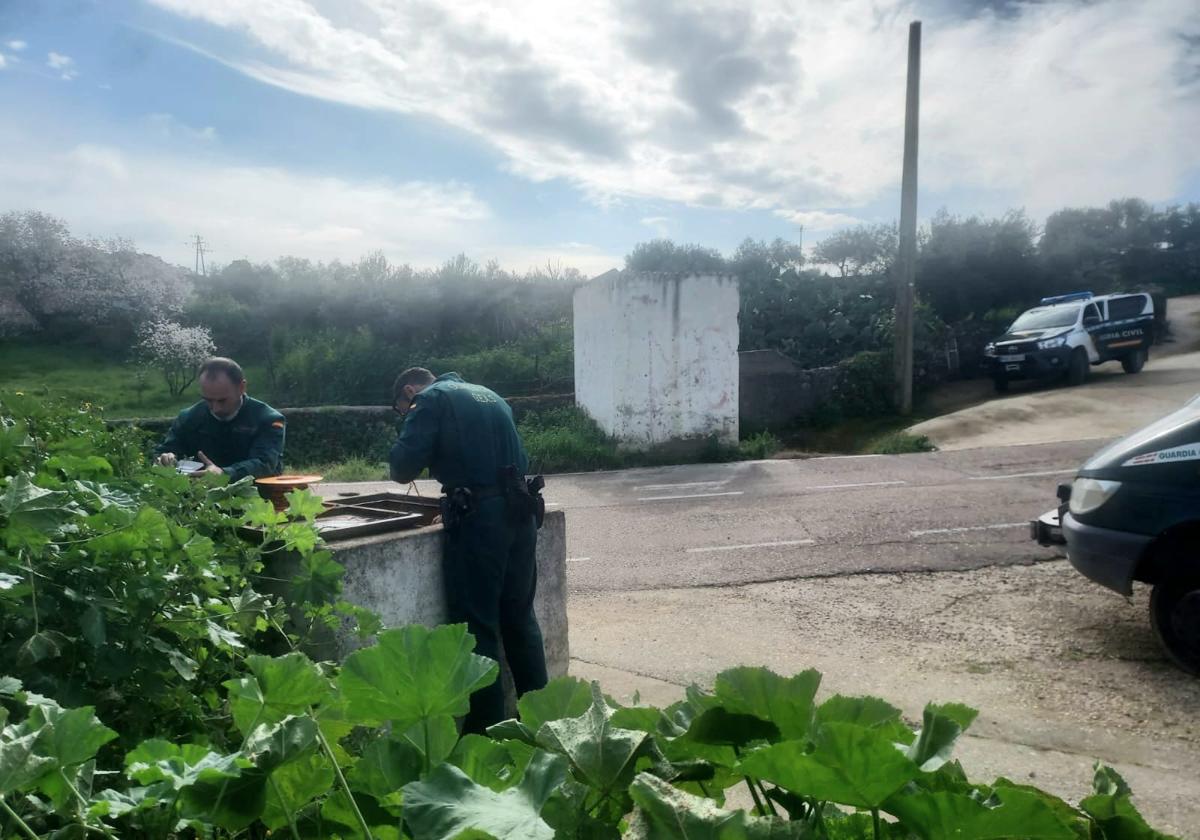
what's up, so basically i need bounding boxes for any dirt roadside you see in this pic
[569,558,1200,837]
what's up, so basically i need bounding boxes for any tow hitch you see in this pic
[1030,483,1071,547]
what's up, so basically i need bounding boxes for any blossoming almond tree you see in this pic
[135,319,216,396]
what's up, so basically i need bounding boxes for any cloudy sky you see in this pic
[1,0,1198,274]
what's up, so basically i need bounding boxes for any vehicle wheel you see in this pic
[1150,574,1200,675]
[992,375,1009,393]
[1066,348,1089,386]
[1122,349,1146,374]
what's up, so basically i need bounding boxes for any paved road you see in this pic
[322,438,1102,591]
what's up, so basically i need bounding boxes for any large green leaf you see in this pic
[223,651,334,735]
[1080,793,1175,840]
[906,703,979,772]
[713,667,821,742]
[887,788,1078,839]
[0,473,81,540]
[536,682,651,795]
[401,714,460,768]
[626,772,807,839]
[339,624,498,728]
[180,768,269,831]
[517,676,595,731]
[0,730,55,793]
[816,695,912,744]
[402,749,568,840]
[125,740,246,790]
[321,788,405,840]
[1092,763,1133,798]
[261,753,335,831]
[687,706,781,748]
[739,724,918,809]
[449,734,533,792]
[244,716,320,772]
[26,702,117,771]
[348,736,425,807]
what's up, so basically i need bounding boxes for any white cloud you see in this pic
[0,136,496,268]
[145,113,218,142]
[639,215,673,237]
[146,0,1200,220]
[46,50,77,80]
[0,54,6,70]
[7,40,27,51]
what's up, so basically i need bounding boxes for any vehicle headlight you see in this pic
[1037,335,1068,350]
[983,343,996,356]
[1068,478,1121,515]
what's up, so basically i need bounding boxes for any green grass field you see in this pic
[0,342,273,418]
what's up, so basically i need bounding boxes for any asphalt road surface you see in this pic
[323,439,1099,592]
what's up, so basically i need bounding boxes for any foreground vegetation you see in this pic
[0,395,1179,838]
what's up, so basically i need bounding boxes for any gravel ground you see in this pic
[569,558,1200,837]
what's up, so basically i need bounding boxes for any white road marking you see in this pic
[808,453,885,461]
[909,523,1027,537]
[637,491,745,502]
[635,480,729,491]
[806,480,906,490]
[566,557,590,563]
[686,539,816,554]
[968,469,1075,481]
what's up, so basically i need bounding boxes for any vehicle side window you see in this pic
[1107,295,1147,320]
[1083,303,1101,325]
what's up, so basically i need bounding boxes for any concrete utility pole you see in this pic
[893,21,921,415]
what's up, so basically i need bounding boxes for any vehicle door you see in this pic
[1080,301,1104,362]
[1093,294,1154,360]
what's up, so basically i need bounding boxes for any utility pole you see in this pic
[893,21,921,415]
[187,234,209,276]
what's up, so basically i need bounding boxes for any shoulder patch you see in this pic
[272,421,285,429]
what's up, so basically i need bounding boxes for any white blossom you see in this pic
[135,320,215,396]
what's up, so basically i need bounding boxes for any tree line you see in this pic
[2,197,1197,404]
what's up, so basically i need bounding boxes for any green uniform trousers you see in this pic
[443,496,548,733]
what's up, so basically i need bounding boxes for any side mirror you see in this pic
[1083,315,1100,327]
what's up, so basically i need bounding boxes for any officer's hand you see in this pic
[197,451,224,476]
[156,452,177,468]
[431,515,443,526]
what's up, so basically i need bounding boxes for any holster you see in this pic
[438,487,474,531]
[500,465,546,529]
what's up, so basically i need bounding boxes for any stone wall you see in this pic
[739,349,841,432]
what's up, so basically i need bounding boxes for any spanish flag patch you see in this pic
[272,421,285,429]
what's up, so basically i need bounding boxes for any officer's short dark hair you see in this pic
[394,367,435,400]
[199,357,245,386]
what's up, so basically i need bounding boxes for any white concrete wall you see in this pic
[311,512,567,715]
[574,270,739,448]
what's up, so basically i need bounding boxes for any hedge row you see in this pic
[115,393,574,467]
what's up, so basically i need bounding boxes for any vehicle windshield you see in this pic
[1009,305,1080,332]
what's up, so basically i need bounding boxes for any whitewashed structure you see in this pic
[573,270,739,449]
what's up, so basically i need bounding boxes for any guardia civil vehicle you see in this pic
[1033,395,1200,675]
[983,291,1154,392]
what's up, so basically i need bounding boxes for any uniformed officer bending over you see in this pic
[388,367,548,733]
[154,357,286,480]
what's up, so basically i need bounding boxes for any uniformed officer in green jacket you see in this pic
[389,367,548,733]
[154,357,286,481]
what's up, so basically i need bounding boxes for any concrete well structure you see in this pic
[278,511,568,714]
[574,270,740,449]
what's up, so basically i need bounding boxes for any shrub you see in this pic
[868,431,936,454]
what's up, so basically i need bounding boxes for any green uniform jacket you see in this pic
[154,396,286,481]
[389,373,528,490]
